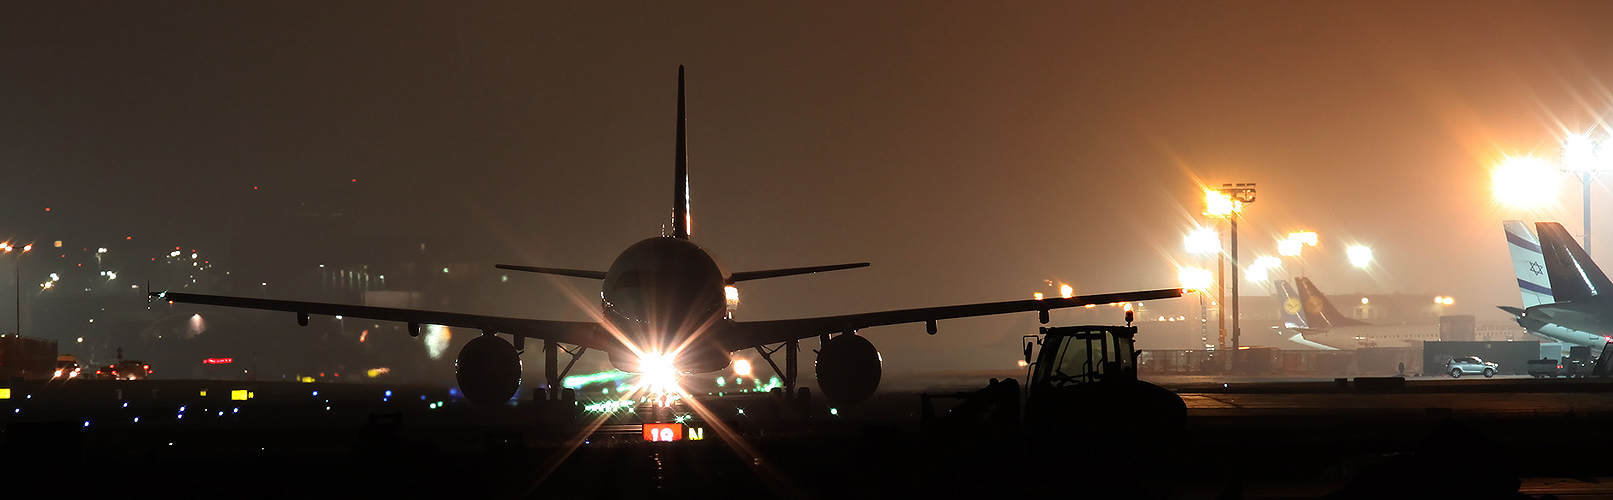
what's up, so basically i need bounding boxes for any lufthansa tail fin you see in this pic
[1275,279,1310,329]
[1295,277,1369,328]
[672,65,691,240]
[1537,222,1612,303]
[1504,220,1553,307]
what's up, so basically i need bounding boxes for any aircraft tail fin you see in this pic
[672,65,691,240]
[1505,220,1553,307]
[1537,222,1611,303]
[729,263,871,282]
[1275,279,1310,329]
[1295,277,1369,328]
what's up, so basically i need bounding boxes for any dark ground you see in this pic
[3,378,1613,499]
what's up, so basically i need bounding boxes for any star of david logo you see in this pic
[1529,262,1544,276]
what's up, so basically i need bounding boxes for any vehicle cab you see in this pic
[1027,325,1140,391]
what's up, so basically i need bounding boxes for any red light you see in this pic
[202,358,233,365]
[642,423,684,442]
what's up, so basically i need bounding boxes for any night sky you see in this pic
[4,2,1613,376]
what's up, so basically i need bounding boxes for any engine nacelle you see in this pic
[815,333,882,405]
[456,335,522,406]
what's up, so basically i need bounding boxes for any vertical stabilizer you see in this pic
[1295,277,1369,328]
[672,66,691,239]
[1275,279,1310,329]
[1503,220,1553,307]
[1537,222,1611,302]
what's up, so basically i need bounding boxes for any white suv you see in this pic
[1446,356,1498,378]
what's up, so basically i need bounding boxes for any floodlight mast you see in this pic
[1219,183,1256,353]
[1562,133,1609,254]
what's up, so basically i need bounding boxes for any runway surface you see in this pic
[5,376,1613,498]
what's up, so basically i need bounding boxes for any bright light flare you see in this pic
[1347,245,1372,268]
[1492,156,1560,208]
[1184,227,1221,255]
[423,325,451,360]
[1277,238,1302,257]
[1289,231,1317,247]
[1562,133,1612,172]
[637,352,680,395]
[1177,267,1213,292]
[1246,256,1281,282]
[1059,284,1073,299]
[732,358,752,377]
[1204,189,1240,217]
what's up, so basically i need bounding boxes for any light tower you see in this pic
[1208,183,1255,352]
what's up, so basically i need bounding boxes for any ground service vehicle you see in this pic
[920,322,1187,496]
[1528,345,1596,378]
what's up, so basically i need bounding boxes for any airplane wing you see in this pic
[150,291,608,349]
[493,265,608,280]
[724,287,1185,349]
[729,263,870,282]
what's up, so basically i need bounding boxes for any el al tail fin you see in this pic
[1503,220,1553,307]
[672,65,691,239]
[1295,277,1368,328]
[1537,222,1611,302]
[1275,279,1310,329]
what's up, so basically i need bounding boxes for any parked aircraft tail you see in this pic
[1275,279,1310,329]
[1504,220,1553,307]
[1537,222,1612,303]
[1295,277,1370,329]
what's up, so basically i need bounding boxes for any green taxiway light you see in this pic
[563,370,634,389]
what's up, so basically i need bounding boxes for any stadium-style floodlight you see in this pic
[1184,227,1220,255]
[1278,231,1318,275]
[1245,256,1281,282]
[1347,245,1372,268]
[1290,231,1317,247]
[1178,267,1213,292]
[1205,189,1240,217]
[1561,132,1613,252]
[1492,155,1560,209]
[1277,238,1302,257]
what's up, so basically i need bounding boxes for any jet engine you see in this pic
[456,335,522,406]
[815,333,881,405]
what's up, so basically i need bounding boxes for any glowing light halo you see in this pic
[506,255,798,496]
[1491,155,1560,209]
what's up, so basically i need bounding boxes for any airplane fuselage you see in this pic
[1519,301,1613,348]
[1281,324,1440,350]
[600,237,734,373]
